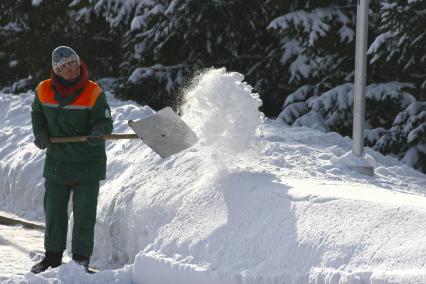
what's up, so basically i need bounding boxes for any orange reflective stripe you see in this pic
[71,81,102,108]
[36,80,102,108]
[37,80,58,105]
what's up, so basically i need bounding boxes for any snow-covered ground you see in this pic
[0,222,43,281]
[1,68,425,284]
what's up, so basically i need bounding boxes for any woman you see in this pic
[30,46,113,273]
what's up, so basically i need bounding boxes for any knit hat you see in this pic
[52,46,80,73]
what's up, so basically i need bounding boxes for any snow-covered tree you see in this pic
[279,82,416,135]
[373,102,426,173]
[0,0,117,91]
[368,0,426,101]
[263,0,358,115]
[276,1,425,172]
[364,1,426,172]
[89,0,139,34]
[0,0,32,90]
[106,0,271,110]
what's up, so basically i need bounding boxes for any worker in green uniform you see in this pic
[30,46,113,273]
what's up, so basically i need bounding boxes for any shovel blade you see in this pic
[129,107,198,158]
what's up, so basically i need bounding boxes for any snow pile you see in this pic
[0,69,425,284]
[0,91,45,221]
[331,151,375,175]
[92,68,264,270]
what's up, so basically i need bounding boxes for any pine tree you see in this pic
[0,0,32,91]
[373,102,426,173]
[276,1,425,172]
[0,0,118,91]
[368,0,426,101]
[280,82,416,135]
[109,0,271,110]
[264,0,358,115]
[366,0,426,172]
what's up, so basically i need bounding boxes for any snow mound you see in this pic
[0,69,425,284]
[0,91,45,221]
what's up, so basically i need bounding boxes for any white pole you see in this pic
[352,0,369,157]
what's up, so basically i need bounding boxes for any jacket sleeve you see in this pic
[31,90,48,137]
[89,92,113,135]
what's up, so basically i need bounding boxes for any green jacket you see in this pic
[31,79,113,182]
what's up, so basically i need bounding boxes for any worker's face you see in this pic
[56,60,81,81]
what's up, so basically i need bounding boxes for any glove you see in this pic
[87,125,104,145]
[34,132,50,150]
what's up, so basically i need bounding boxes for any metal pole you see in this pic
[352,0,369,157]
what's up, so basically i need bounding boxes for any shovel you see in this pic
[49,107,198,158]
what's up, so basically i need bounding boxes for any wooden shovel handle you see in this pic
[50,134,139,143]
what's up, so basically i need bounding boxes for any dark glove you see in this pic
[87,125,104,145]
[34,132,50,150]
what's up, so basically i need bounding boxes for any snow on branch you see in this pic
[280,82,417,132]
[91,0,154,29]
[268,7,351,46]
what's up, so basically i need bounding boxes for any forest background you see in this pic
[0,0,424,173]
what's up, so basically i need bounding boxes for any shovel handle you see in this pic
[50,134,140,143]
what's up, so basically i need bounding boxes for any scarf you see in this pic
[51,61,89,97]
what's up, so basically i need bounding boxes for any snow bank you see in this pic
[1,69,426,284]
[92,68,264,269]
[0,91,45,221]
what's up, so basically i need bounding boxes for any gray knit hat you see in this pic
[52,46,80,73]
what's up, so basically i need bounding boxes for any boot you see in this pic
[72,254,93,273]
[31,251,63,274]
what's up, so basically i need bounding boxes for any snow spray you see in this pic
[180,68,264,164]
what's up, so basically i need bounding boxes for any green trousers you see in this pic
[44,179,99,256]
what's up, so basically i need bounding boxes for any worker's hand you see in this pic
[87,125,104,145]
[34,132,50,150]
